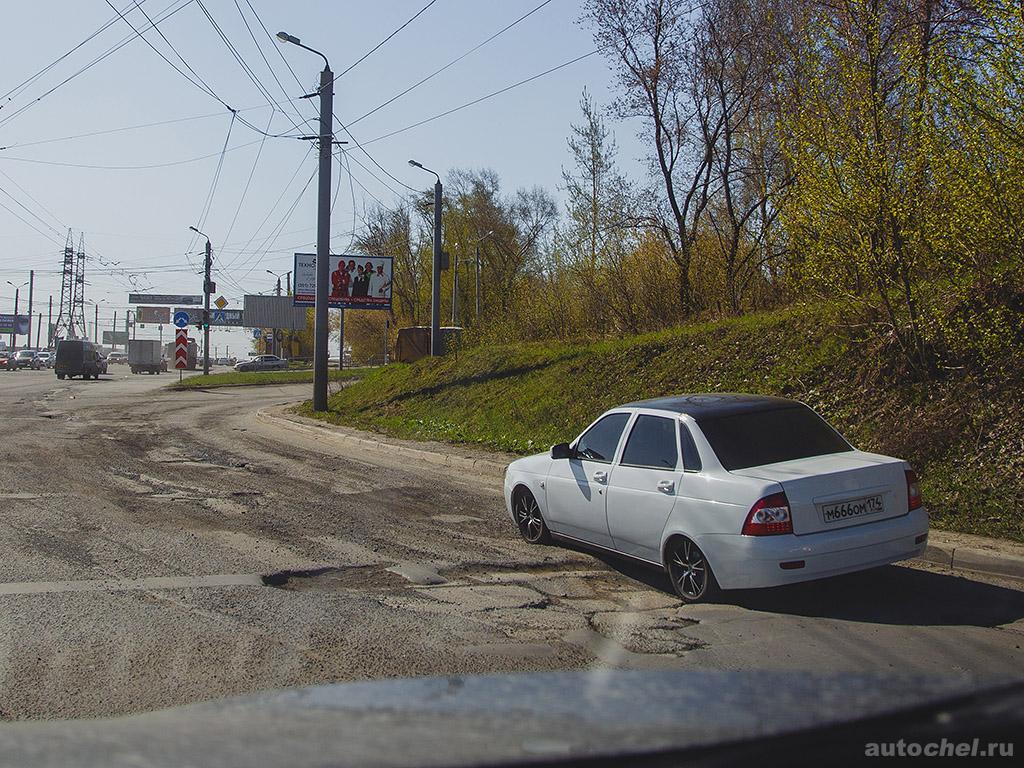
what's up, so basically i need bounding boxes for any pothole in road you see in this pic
[260,565,406,591]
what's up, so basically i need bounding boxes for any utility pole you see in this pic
[431,176,442,354]
[452,253,458,326]
[475,245,481,319]
[312,59,334,407]
[36,313,42,347]
[94,303,98,344]
[189,226,213,375]
[276,30,332,407]
[27,270,33,348]
[47,295,52,347]
[9,287,17,349]
[338,309,344,370]
[113,311,117,350]
[408,159,443,355]
[203,238,212,374]
[273,274,281,358]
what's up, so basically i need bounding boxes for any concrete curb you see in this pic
[914,530,1024,581]
[255,405,510,480]
[257,406,1024,582]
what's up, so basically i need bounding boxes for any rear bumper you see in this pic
[701,508,929,589]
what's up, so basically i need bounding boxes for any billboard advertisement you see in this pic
[0,314,29,335]
[293,253,393,310]
[136,306,171,324]
[103,330,130,345]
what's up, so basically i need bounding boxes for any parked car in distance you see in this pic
[107,351,128,365]
[234,355,288,373]
[215,357,231,366]
[14,349,39,369]
[0,350,17,371]
[55,339,107,380]
[504,393,929,604]
[35,351,54,369]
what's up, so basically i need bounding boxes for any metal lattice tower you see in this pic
[71,234,87,337]
[53,229,79,340]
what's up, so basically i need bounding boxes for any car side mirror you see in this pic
[551,442,573,460]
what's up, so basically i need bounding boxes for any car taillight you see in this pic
[906,469,922,511]
[742,492,792,535]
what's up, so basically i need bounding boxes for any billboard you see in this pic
[0,314,29,335]
[103,330,130,345]
[243,296,307,330]
[293,253,393,310]
[128,293,202,305]
[136,306,171,324]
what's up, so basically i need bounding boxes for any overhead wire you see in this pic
[362,49,600,146]
[347,0,554,129]
[335,0,440,80]
[0,0,196,130]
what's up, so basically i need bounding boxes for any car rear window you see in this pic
[696,405,852,471]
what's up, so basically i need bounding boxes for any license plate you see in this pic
[821,495,884,524]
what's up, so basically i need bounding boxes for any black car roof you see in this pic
[622,393,800,421]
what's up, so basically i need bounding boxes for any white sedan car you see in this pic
[503,394,928,603]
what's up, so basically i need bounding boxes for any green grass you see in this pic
[168,367,365,390]
[294,304,1023,542]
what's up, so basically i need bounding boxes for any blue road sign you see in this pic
[173,311,190,329]
[252,328,260,338]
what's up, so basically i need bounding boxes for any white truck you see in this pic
[128,339,166,375]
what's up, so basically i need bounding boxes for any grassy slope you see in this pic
[169,368,364,390]
[299,305,1023,542]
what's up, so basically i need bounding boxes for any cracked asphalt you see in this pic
[0,368,1021,720]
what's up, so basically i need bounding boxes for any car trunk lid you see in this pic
[732,452,908,534]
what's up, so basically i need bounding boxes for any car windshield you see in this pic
[696,405,853,471]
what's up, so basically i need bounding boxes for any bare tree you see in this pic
[585,0,722,316]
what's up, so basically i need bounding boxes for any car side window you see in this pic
[679,422,702,473]
[575,413,630,463]
[620,415,679,469]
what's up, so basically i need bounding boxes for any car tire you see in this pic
[664,536,719,604]
[57,373,64,379]
[512,487,551,545]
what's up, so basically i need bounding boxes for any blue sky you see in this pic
[0,0,643,352]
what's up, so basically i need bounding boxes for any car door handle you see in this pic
[593,470,607,484]
[657,480,675,494]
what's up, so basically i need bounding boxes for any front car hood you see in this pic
[0,669,1017,767]
[508,452,552,475]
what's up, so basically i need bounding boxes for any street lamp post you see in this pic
[266,269,292,358]
[188,226,213,375]
[409,159,443,356]
[6,280,27,349]
[278,30,333,410]
[474,230,494,322]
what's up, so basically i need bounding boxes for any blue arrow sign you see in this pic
[173,311,190,328]
[252,328,261,339]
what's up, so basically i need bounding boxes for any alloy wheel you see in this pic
[667,538,711,601]
[514,492,548,544]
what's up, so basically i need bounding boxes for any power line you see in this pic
[347,0,554,129]
[0,0,154,104]
[231,0,315,134]
[336,0,440,80]
[362,49,600,146]
[0,0,196,130]
[0,137,265,170]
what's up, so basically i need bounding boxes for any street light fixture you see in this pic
[409,158,443,355]
[188,225,213,375]
[278,30,333,410]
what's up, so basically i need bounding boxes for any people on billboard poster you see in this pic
[324,256,392,307]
